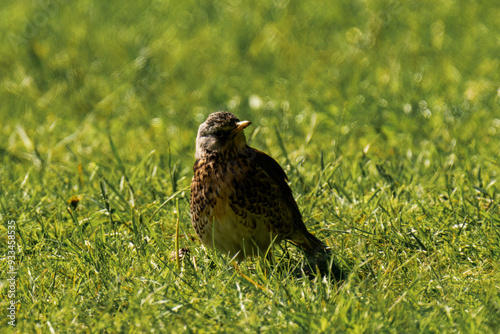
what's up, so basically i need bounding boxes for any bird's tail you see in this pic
[311,246,345,281]
[293,231,346,281]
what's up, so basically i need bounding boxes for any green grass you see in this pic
[1,0,499,332]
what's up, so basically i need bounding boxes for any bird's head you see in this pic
[195,111,251,160]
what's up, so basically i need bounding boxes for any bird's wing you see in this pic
[251,148,303,225]
[229,147,325,252]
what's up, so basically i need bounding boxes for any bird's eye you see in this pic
[212,130,224,138]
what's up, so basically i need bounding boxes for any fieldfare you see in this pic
[190,111,343,279]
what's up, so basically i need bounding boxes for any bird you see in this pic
[190,111,344,279]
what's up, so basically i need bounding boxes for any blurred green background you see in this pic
[1,0,498,168]
[1,0,500,332]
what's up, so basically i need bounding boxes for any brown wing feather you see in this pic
[249,149,344,278]
[249,147,326,253]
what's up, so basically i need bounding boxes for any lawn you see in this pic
[1,0,499,332]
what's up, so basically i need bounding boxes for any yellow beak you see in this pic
[234,120,251,133]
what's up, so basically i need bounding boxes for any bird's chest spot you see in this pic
[192,158,255,229]
[192,160,230,215]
